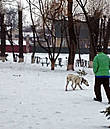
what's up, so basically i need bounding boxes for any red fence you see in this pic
[0,45,32,53]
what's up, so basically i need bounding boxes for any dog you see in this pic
[65,74,89,91]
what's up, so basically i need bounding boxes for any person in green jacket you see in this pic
[93,45,110,104]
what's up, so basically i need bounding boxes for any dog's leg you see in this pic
[78,84,83,90]
[71,81,74,90]
[65,80,69,91]
[73,84,77,90]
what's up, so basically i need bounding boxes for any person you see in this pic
[93,45,110,104]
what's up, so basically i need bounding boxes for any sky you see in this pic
[0,53,110,129]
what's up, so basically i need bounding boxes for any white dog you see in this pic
[65,74,89,91]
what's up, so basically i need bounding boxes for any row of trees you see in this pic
[26,0,110,70]
[0,0,24,62]
[0,0,110,70]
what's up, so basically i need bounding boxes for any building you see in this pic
[55,20,90,48]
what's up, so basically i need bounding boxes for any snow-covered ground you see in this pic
[0,53,110,129]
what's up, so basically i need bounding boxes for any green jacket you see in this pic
[93,52,110,76]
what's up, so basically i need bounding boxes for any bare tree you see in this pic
[0,0,24,62]
[5,7,18,62]
[26,0,65,70]
[76,0,110,67]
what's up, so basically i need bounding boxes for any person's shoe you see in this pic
[93,98,102,102]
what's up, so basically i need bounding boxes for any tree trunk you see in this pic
[67,0,77,71]
[31,55,35,63]
[88,16,100,67]
[18,7,24,62]
[67,43,75,70]
[0,13,6,62]
[31,25,36,64]
[51,59,55,70]
[103,18,110,54]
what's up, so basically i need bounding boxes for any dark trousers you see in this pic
[94,77,110,102]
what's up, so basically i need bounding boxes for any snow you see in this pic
[0,53,110,129]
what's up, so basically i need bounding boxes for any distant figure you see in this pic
[93,45,110,104]
[76,59,80,67]
[84,60,87,67]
